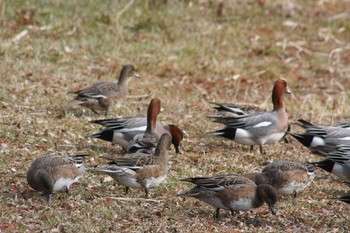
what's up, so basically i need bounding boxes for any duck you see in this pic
[245,160,315,200]
[336,195,350,204]
[178,174,278,218]
[90,116,184,154]
[27,154,86,203]
[69,64,140,116]
[88,134,171,198]
[208,78,291,154]
[288,119,350,156]
[210,102,291,146]
[126,98,163,154]
[310,147,350,182]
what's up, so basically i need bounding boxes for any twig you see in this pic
[106,197,162,202]
[127,94,149,99]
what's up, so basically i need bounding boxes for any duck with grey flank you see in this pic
[90,116,184,154]
[208,79,291,154]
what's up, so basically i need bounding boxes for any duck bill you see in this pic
[269,203,277,215]
[286,87,292,94]
[134,73,141,79]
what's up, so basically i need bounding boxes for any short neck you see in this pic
[253,187,265,208]
[254,173,268,185]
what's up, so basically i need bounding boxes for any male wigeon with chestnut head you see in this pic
[208,78,291,154]
[126,98,166,154]
[90,117,184,154]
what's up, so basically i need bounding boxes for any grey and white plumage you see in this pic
[90,116,184,154]
[288,119,350,156]
[207,79,291,154]
[311,146,350,182]
[126,98,162,154]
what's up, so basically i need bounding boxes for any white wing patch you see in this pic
[339,136,350,140]
[118,126,147,132]
[253,121,272,128]
[226,107,245,114]
[89,94,107,99]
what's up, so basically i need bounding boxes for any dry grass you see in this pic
[1,0,350,232]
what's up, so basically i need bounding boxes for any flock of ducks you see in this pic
[27,64,350,219]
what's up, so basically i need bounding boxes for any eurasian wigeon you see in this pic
[69,64,140,116]
[126,98,163,154]
[27,154,87,203]
[90,116,184,154]
[311,147,350,182]
[208,78,291,154]
[88,134,171,198]
[245,160,315,200]
[178,174,278,218]
[337,195,350,204]
[288,119,350,156]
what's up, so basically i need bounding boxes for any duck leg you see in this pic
[91,109,99,115]
[293,191,297,205]
[215,208,221,219]
[144,188,149,198]
[65,186,71,196]
[125,187,130,195]
[259,145,264,154]
[45,193,52,204]
[230,208,236,216]
[249,146,254,152]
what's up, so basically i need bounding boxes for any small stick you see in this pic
[127,94,149,99]
[106,197,162,202]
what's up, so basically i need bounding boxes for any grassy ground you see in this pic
[1,0,350,232]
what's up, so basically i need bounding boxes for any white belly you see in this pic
[53,176,81,192]
[144,175,167,188]
[260,132,285,145]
